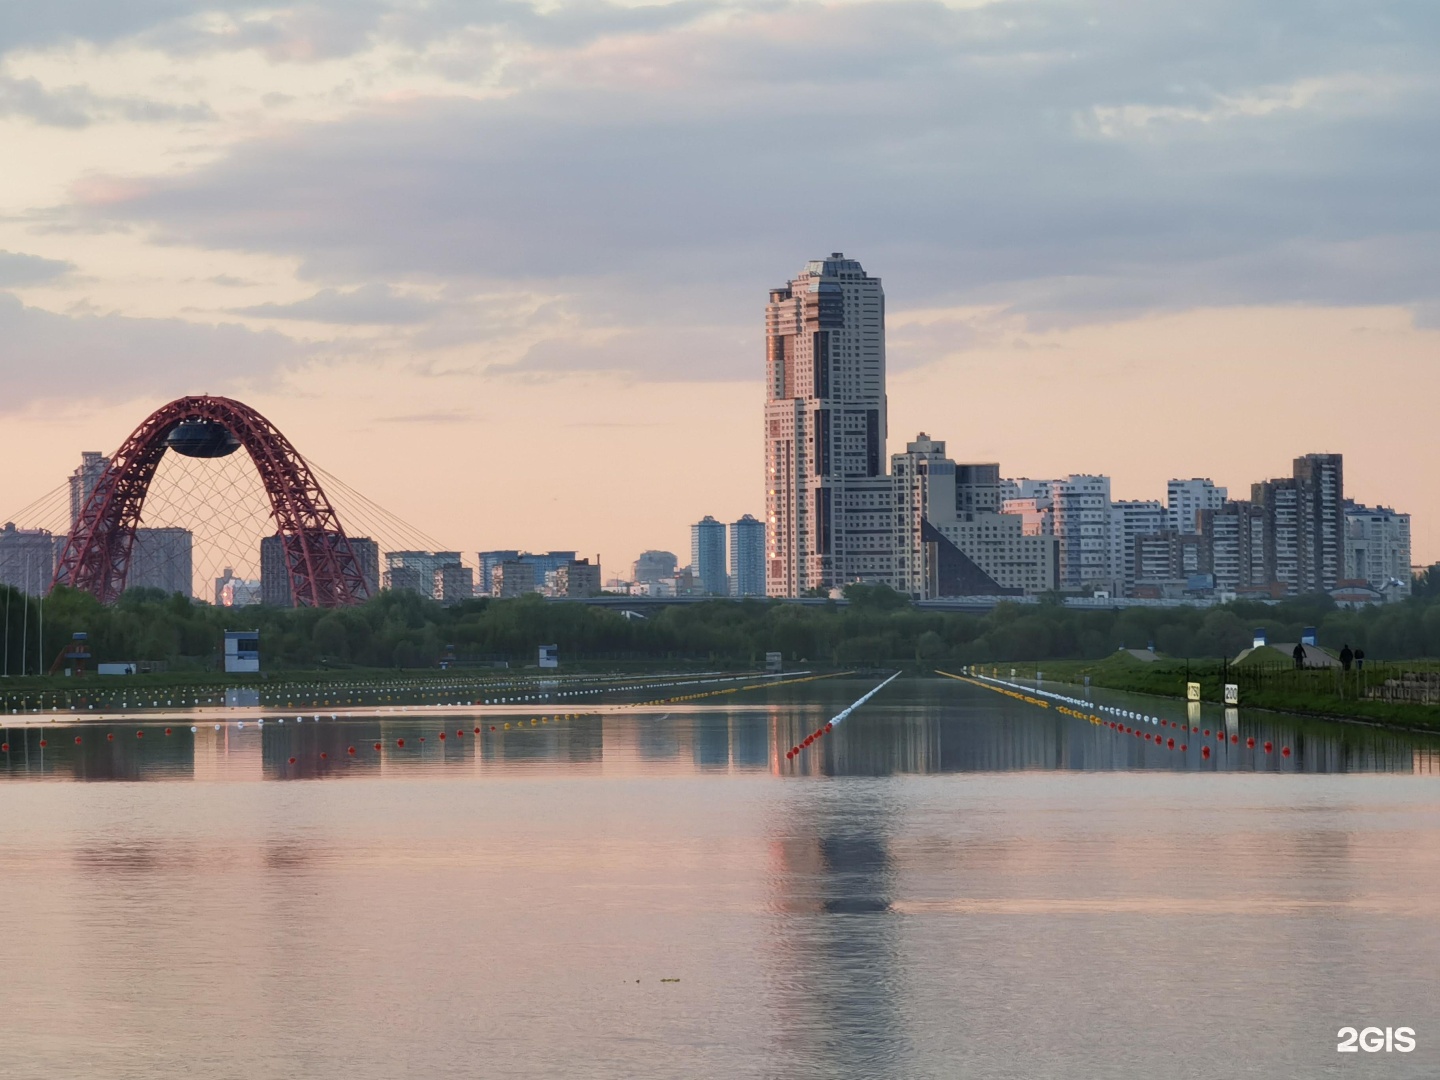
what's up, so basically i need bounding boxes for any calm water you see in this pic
[3,677,1439,1079]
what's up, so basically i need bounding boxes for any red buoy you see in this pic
[786,750,794,759]
[107,733,114,741]
[74,736,82,744]
[439,732,446,740]
[1202,746,1211,759]
[474,727,481,734]
[1180,744,1187,751]
[1246,737,1255,748]
[1161,719,1168,727]
[164,727,172,735]
[1204,729,1211,737]
[825,723,833,732]
[1231,734,1239,743]
[0,743,7,752]
[348,746,356,755]
[373,742,382,750]
[136,730,144,738]
[456,730,464,738]
[288,756,297,764]
[39,739,47,748]
[1264,741,1273,753]
[397,738,405,747]
[1167,738,1174,748]
[490,725,496,731]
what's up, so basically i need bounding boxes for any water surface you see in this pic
[3,677,1438,1078]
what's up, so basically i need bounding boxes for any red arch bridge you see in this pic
[52,395,371,607]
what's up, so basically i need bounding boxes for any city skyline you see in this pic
[2,3,1440,570]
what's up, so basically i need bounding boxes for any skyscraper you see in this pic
[728,515,765,597]
[691,515,727,596]
[69,451,109,527]
[764,253,890,597]
[1294,453,1343,592]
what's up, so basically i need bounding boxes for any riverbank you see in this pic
[987,653,1440,733]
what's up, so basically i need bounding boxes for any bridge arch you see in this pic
[52,395,371,607]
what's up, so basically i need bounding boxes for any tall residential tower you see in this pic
[765,254,890,596]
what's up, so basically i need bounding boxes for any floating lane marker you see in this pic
[787,671,900,762]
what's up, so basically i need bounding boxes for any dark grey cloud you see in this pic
[0,250,75,286]
[230,283,440,324]
[58,0,1440,376]
[0,291,302,412]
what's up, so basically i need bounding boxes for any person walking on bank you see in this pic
[1293,642,1305,669]
[1355,647,1366,671]
[1340,643,1354,671]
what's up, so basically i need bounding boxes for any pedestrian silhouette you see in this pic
[1354,647,1366,671]
[1339,643,1354,671]
[1292,643,1305,669]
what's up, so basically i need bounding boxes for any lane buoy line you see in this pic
[0,668,777,718]
[785,671,901,763]
[934,671,1050,709]
[934,670,1294,761]
[635,670,848,707]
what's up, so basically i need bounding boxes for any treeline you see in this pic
[5,576,1440,674]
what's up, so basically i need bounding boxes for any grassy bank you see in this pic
[985,652,1440,733]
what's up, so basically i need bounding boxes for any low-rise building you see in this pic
[553,558,602,597]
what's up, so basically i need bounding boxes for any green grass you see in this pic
[982,653,1440,733]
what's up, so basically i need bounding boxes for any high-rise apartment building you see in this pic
[386,551,464,600]
[0,522,56,594]
[728,515,766,597]
[893,436,1055,597]
[1344,502,1411,594]
[129,527,193,597]
[955,464,1002,515]
[1251,454,1344,595]
[1253,478,1301,592]
[691,515,728,596]
[765,254,891,596]
[261,534,378,606]
[1201,501,1267,593]
[491,560,536,597]
[1294,453,1343,592]
[479,550,577,595]
[348,537,380,600]
[1167,478,1227,534]
[1110,500,1166,595]
[69,451,109,527]
[1051,475,1113,590]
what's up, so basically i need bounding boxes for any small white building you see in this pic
[224,630,260,674]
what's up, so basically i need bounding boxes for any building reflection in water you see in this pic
[3,678,1439,783]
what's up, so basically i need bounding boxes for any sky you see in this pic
[1,0,1438,571]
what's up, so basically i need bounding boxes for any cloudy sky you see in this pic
[1,0,1438,568]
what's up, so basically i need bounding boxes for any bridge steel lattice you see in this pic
[52,395,371,607]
